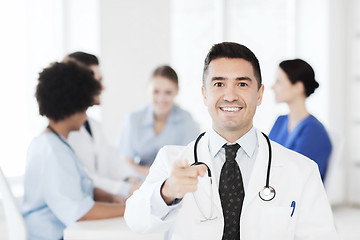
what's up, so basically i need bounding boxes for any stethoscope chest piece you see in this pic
[259,186,276,201]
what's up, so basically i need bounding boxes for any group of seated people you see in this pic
[21,51,332,239]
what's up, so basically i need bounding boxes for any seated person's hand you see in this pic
[126,177,142,184]
[125,157,136,166]
[126,177,142,196]
[112,195,126,204]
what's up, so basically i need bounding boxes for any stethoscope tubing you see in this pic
[193,131,275,202]
[261,132,272,188]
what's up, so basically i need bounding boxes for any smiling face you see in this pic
[150,76,178,118]
[202,58,264,139]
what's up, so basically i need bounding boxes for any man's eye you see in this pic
[239,82,248,87]
[214,82,224,87]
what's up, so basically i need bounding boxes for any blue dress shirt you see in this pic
[22,132,95,240]
[269,115,332,180]
[117,104,200,166]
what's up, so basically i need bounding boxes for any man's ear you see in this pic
[257,84,264,106]
[201,86,207,105]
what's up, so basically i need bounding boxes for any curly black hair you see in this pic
[35,61,101,121]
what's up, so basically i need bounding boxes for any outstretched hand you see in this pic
[161,159,207,205]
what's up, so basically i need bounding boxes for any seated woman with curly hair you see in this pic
[21,61,126,240]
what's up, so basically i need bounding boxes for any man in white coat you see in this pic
[124,42,338,239]
[66,52,141,198]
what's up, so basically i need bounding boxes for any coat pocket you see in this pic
[256,206,294,239]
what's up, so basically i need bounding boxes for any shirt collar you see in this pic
[166,105,183,124]
[208,127,257,158]
[142,105,155,127]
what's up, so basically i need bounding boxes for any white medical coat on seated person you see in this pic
[125,129,338,240]
[68,117,141,197]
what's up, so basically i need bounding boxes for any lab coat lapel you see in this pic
[242,130,272,210]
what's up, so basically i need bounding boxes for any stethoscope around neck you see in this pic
[191,131,276,221]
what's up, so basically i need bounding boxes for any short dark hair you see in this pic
[152,65,178,88]
[67,51,99,67]
[203,42,262,89]
[35,61,101,121]
[279,59,319,97]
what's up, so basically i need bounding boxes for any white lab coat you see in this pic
[125,129,339,240]
[68,117,141,197]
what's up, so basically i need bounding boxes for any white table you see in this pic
[64,217,163,240]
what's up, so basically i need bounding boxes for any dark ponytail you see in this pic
[279,59,319,97]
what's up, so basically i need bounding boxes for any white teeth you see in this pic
[221,107,241,112]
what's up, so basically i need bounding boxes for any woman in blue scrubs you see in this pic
[269,59,332,180]
[22,62,126,240]
[117,65,200,178]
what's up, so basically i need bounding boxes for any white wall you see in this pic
[0,0,65,177]
[295,0,329,127]
[100,0,172,142]
[326,0,348,204]
[328,0,347,135]
[171,0,218,132]
[225,0,295,133]
[63,0,100,55]
[345,0,360,205]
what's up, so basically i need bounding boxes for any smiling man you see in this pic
[202,57,263,142]
[124,42,338,240]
